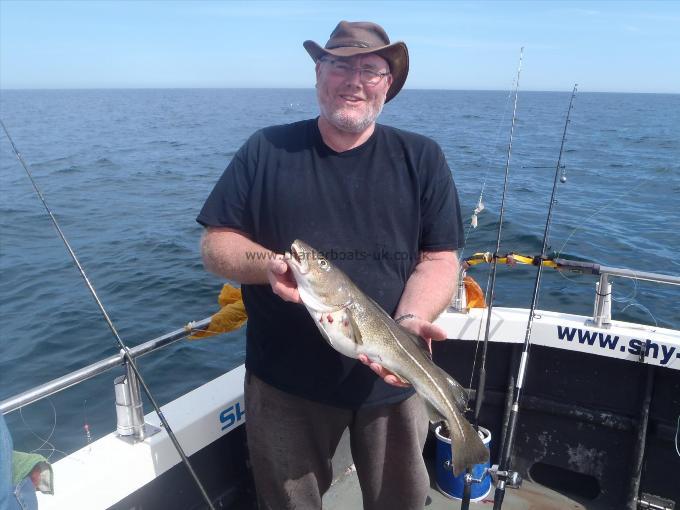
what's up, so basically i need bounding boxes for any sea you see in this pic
[1,89,679,458]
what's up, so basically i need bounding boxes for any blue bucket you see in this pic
[434,425,491,501]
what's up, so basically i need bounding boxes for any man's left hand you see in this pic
[358,317,448,387]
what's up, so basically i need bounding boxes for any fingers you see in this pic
[358,355,410,388]
[382,371,410,388]
[273,284,300,303]
[422,322,447,341]
[266,257,301,303]
[399,317,448,342]
[268,258,288,275]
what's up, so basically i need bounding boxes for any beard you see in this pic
[317,89,386,134]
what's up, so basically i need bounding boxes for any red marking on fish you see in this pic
[319,315,324,323]
[326,314,334,323]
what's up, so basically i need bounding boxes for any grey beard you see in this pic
[324,104,383,133]
[318,94,385,134]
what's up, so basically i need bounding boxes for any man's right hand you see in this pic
[266,255,301,303]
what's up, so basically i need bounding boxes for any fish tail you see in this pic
[448,415,490,477]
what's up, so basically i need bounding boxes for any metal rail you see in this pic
[599,266,680,286]
[0,317,212,414]
[554,259,680,286]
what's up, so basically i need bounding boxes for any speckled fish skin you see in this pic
[285,239,489,476]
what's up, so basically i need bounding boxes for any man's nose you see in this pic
[344,68,363,86]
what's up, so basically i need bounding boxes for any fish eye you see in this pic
[318,259,330,271]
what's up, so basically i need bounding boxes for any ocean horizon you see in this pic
[1,88,678,458]
[2,87,678,94]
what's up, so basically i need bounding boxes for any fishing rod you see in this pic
[460,47,524,510]
[492,84,578,510]
[0,120,216,510]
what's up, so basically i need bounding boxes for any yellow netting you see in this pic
[188,284,248,340]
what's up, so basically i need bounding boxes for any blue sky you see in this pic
[1,1,678,93]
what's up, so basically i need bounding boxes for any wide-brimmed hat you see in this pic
[303,21,409,103]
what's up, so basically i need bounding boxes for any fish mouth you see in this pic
[285,241,309,275]
[291,245,302,264]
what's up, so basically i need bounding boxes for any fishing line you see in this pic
[1,119,216,510]
[19,400,63,461]
[616,279,659,327]
[471,46,524,425]
[460,47,525,510]
[465,263,495,402]
[83,400,93,447]
[463,78,520,398]
[619,302,658,327]
[553,262,661,327]
[555,179,648,260]
[465,46,525,413]
[492,84,578,510]
[460,78,517,257]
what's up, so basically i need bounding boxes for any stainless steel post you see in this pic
[592,273,612,328]
[450,268,468,312]
[114,359,146,441]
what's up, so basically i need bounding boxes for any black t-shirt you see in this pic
[197,118,464,409]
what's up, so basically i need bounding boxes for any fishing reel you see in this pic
[439,461,521,489]
[441,460,490,485]
[487,464,522,489]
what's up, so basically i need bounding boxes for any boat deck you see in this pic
[321,428,592,510]
[324,463,588,510]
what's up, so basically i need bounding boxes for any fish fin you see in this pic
[421,367,469,420]
[420,363,468,414]
[424,399,446,425]
[398,326,432,360]
[345,310,363,345]
[447,413,490,477]
[436,366,469,414]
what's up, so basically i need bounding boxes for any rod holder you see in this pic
[450,268,467,312]
[488,464,522,489]
[590,273,612,328]
[115,360,148,442]
[637,492,675,510]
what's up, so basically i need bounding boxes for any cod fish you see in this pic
[285,240,489,476]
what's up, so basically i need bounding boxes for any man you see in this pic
[198,21,464,510]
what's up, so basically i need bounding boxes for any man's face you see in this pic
[315,53,393,134]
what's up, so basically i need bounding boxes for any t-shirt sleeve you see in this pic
[196,137,255,233]
[419,144,465,251]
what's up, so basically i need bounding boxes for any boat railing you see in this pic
[0,317,212,434]
[451,260,680,329]
[4,261,679,432]
[555,260,680,328]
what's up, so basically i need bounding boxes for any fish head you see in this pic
[285,240,353,312]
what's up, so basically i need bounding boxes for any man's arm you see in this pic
[359,250,460,386]
[201,226,300,302]
[394,250,459,326]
